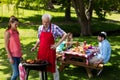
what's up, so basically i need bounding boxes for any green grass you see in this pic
[0,27,120,80]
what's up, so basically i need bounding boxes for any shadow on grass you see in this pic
[0,36,120,80]
[18,6,66,13]
[59,37,120,80]
[26,36,118,80]
[1,15,120,36]
[0,47,11,80]
[59,64,120,80]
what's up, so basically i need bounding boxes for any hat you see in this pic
[98,31,107,39]
[101,31,107,36]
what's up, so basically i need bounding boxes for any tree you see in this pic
[72,0,120,36]
[65,0,71,20]
[1,0,120,35]
[94,0,120,19]
[45,0,54,9]
[72,0,93,36]
[57,0,71,20]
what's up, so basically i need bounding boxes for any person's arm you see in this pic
[51,33,67,49]
[4,31,14,64]
[101,42,111,63]
[31,39,40,51]
[65,41,78,46]
[56,33,67,47]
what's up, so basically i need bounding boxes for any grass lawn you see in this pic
[0,4,120,80]
[0,27,120,80]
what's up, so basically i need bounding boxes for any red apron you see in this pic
[37,25,56,73]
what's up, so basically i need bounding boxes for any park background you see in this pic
[0,0,120,80]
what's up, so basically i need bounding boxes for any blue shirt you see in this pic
[56,41,66,52]
[97,39,111,63]
[38,24,66,40]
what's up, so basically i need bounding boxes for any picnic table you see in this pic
[58,48,103,78]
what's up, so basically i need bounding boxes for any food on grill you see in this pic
[35,59,46,64]
[25,59,46,64]
[26,59,35,64]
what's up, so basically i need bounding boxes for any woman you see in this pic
[4,16,22,80]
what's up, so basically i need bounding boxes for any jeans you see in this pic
[89,56,103,64]
[11,57,20,80]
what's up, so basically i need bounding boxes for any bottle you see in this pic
[84,41,87,46]
[83,41,87,51]
[76,42,79,47]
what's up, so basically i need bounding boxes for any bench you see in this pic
[57,53,103,78]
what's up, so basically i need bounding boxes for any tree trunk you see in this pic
[46,0,54,9]
[65,0,71,20]
[15,0,20,17]
[72,0,93,36]
[86,0,94,35]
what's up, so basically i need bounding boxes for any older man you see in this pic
[31,14,67,80]
[89,32,111,65]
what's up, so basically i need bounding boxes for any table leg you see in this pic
[44,71,47,80]
[59,56,72,72]
[41,71,45,80]
[44,68,48,80]
[25,69,30,80]
[59,63,66,72]
[97,69,103,76]
[86,68,93,78]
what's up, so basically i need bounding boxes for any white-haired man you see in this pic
[89,31,111,65]
[31,14,67,80]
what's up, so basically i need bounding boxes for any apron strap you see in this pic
[42,24,52,32]
[50,23,52,32]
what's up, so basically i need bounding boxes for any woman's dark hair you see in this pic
[98,33,106,39]
[9,15,15,22]
[7,16,19,30]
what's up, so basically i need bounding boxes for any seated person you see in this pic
[56,41,66,53]
[56,33,77,54]
[89,31,111,66]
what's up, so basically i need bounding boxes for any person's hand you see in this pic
[92,47,99,53]
[94,59,103,67]
[20,57,23,61]
[31,47,36,52]
[76,42,79,47]
[51,44,57,50]
[9,58,14,64]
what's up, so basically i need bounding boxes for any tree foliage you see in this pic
[1,0,120,19]
[57,0,71,20]
[0,0,120,35]
[72,0,120,35]
[93,0,119,19]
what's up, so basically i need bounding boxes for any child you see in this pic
[4,16,22,80]
[56,33,77,54]
[66,32,74,50]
